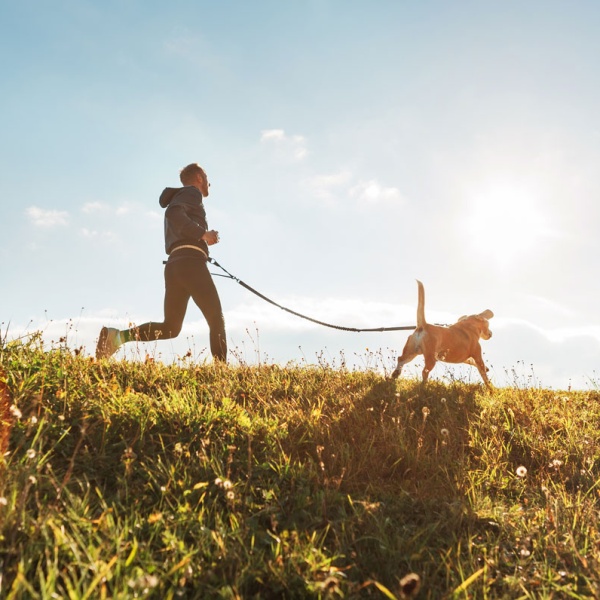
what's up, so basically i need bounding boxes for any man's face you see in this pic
[195,171,210,197]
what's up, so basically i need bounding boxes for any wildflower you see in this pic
[222,479,233,490]
[122,447,137,461]
[550,459,563,469]
[26,448,36,460]
[440,397,447,404]
[128,573,159,591]
[226,490,235,501]
[147,512,163,524]
[160,486,166,493]
[516,466,527,478]
[0,497,7,506]
[29,476,37,485]
[214,477,223,487]
[441,428,450,437]
[9,405,22,420]
[30,416,38,425]
[174,442,183,454]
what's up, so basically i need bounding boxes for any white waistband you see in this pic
[170,245,208,259]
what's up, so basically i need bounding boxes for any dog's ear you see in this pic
[479,309,494,320]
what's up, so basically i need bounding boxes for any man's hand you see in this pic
[202,230,220,246]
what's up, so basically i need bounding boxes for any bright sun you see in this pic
[463,184,552,267]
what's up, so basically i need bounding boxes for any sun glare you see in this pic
[463,184,552,267]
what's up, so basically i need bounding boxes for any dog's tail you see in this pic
[416,279,426,329]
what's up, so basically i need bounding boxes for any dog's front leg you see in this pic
[471,352,492,389]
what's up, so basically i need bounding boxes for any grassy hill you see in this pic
[1,334,599,599]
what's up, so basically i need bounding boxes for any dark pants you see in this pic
[131,257,227,361]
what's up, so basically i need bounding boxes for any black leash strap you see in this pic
[209,258,416,333]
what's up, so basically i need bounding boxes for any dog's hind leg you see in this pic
[421,354,437,384]
[390,348,419,379]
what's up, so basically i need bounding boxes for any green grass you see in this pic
[1,334,599,598]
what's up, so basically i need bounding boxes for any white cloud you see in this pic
[308,169,353,204]
[260,129,308,161]
[350,180,404,208]
[81,201,159,220]
[496,317,600,345]
[81,202,109,214]
[79,228,117,241]
[26,206,69,227]
[308,172,405,210]
[260,129,286,142]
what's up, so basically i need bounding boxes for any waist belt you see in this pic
[167,245,208,260]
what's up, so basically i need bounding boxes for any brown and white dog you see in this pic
[390,280,494,387]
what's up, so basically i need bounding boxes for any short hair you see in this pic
[180,163,206,185]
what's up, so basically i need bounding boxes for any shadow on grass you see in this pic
[278,375,490,591]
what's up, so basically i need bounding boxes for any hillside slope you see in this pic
[1,336,599,598]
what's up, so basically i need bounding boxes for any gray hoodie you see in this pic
[159,186,209,258]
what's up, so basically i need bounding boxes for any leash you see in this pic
[208,258,417,333]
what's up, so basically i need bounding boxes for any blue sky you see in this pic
[2,1,599,390]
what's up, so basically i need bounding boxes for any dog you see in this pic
[391,280,494,387]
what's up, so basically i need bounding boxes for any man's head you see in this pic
[180,163,209,197]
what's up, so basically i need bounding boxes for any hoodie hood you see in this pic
[159,187,182,208]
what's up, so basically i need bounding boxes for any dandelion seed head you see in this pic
[516,466,527,478]
[30,416,38,425]
[226,490,235,501]
[29,475,37,485]
[9,405,22,419]
[214,477,223,487]
[399,572,421,597]
[441,428,450,437]
[222,479,233,490]
[128,573,159,591]
[26,448,36,460]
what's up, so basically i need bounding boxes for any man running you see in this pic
[95,163,227,362]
